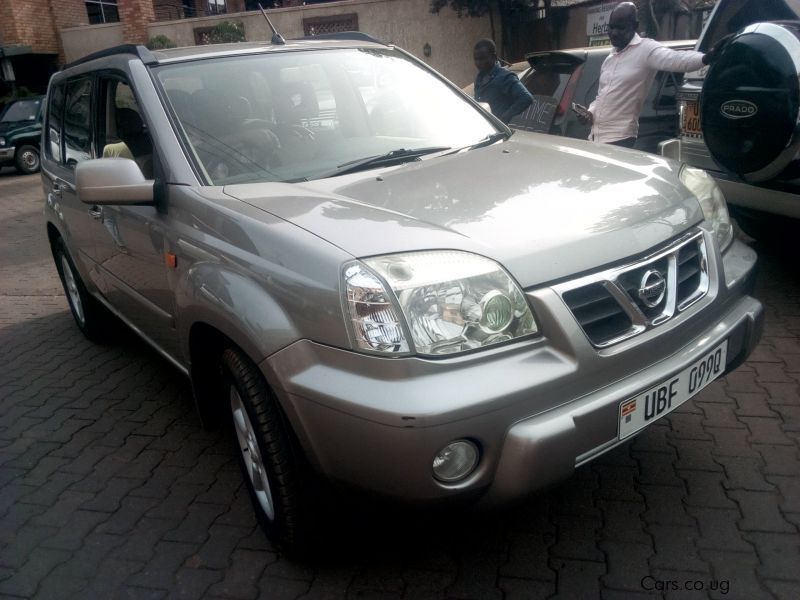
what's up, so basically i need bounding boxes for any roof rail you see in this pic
[299,31,387,45]
[65,44,157,69]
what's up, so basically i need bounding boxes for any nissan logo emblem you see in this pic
[638,270,666,308]
[720,99,758,120]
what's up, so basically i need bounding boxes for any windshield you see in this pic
[154,48,497,184]
[1,98,41,123]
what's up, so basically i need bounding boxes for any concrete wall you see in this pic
[147,0,493,87]
[61,23,125,64]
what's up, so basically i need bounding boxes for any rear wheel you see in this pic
[53,237,112,342]
[15,144,40,174]
[222,347,318,556]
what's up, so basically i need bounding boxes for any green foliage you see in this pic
[146,34,177,50]
[430,0,530,18]
[207,20,246,44]
[0,86,38,109]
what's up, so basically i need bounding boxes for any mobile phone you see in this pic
[571,102,590,117]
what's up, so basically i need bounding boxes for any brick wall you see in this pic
[1,0,63,54]
[118,0,157,43]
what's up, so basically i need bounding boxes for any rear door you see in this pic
[41,76,106,289]
[512,52,586,136]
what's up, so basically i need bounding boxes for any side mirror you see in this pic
[76,158,154,205]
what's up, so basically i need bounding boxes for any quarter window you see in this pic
[86,0,119,24]
[46,84,65,163]
[63,78,94,168]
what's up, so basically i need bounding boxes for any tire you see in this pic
[222,347,318,556]
[53,237,112,342]
[15,144,40,175]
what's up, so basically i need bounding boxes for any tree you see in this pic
[430,0,547,59]
[635,0,713,39]
[207,20,246,44]
[146,34,177,50]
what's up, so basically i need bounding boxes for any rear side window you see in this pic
[46,84,65,163]
[63,78,93,168]
[521,65,573,100]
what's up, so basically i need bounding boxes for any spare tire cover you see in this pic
[701,22,800,182]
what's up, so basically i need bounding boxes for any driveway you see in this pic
[1,170,798,599]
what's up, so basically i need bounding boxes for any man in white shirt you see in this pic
[580,2,711,148]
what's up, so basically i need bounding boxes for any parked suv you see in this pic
[660,0,800,236]
[42,39,762,554]
[0,95,44,174]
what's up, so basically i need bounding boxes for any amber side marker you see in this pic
[165,253,178,268]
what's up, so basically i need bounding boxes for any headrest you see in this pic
[116,108,144,137]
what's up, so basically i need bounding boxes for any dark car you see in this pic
[660,0,800,238]
[509,41,695,154]
[0,95,44,174]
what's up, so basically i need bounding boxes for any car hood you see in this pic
[225,133,703,288]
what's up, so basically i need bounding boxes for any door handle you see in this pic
[88,205,103,220]
[51,182,62,197]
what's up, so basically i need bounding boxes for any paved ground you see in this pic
[0,169,799,600]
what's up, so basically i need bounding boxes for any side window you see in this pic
[46,84,65,163]
[655,72,682,110]
[99,77,153,178]
[63,78,93,169]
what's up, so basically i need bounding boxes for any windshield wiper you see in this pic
[321,146,451,178]
[449,131,512,154]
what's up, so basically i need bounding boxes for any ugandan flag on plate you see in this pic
[621,399,637,423]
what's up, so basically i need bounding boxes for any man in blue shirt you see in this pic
[473,39,533,124]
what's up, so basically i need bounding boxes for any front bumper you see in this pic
[0,146,15,162]
[261,238,762,505]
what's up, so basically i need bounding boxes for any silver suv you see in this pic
[42,38,763,554]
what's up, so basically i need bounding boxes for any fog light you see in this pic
[432,440,479,482]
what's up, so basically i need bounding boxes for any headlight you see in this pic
[0,137,6,147]
[680,166,733,250]
[343,251,538,356]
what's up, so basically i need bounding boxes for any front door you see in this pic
[91,76,180,359]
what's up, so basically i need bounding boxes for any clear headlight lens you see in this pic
[680,166,733,250]
[343,251,538,356]
[0,137,6,147]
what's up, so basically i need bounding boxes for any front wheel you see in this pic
[15,144,40,174]
[53,237,112,342]
[222,347,318,556]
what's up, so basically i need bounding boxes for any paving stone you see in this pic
[500,532,556,580]
[754,444,800,476]
[754,363,796,383]
[698,549,767,600]
[647,524,709,574]
[706,427,760,458]
[257,577,310,600]
[194,524,254,570]
[741,416,795,446]
[549,559,605,599]
[687,506,754,553]
[39,509,110,551]
[634,451,684,487]
[727,490,797,533]
[0,547,71,597]
[744,532,800,582]
[716,456,776,492]
[550,514,604,562]
[127,540,198,591]
[173,566,224,599]
[761,382,800,406]
[600,540,653,592]
[763,579,800,600]
[163,502,226,544]
[639,484,696,526]
[680,470,737,509]
[597,500,651,544]
[498,577,554,600]
[666,413,712,441]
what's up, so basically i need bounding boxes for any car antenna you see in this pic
[258,3,285,45]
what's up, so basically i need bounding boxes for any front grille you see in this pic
[562,283,632,346]
[555,231,710,347]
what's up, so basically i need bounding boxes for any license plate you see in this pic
[681,99,702,137]
[618,340,727,439]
